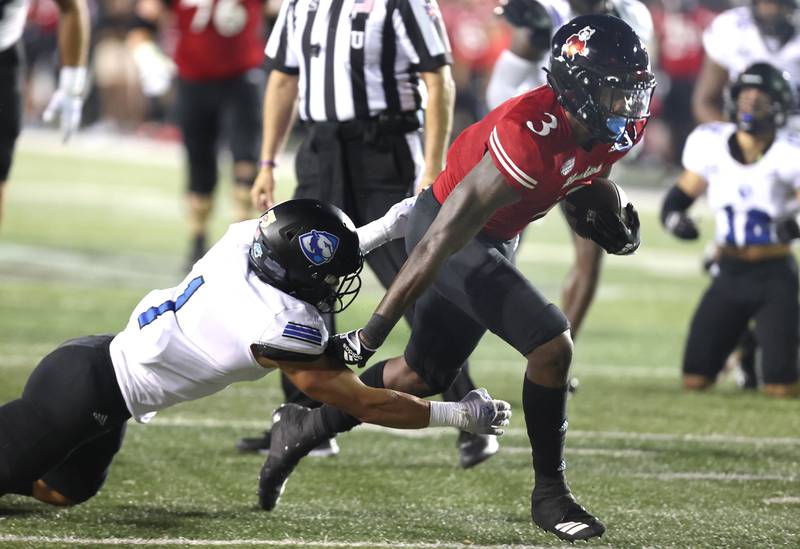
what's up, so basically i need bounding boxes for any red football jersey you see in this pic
[172,0,265,81]
[432,86,642,240]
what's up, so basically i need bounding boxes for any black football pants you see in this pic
[0,335,130,503]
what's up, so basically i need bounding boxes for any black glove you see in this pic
[590,203,640,255]
[326,329,375,368]
[663,211,699,240]
[775,216,800,243]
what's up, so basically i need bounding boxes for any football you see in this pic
[562,178,630,236]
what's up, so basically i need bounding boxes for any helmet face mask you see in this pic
[727,62,796,134]
[547,15,656,150]
[249,199,363,313]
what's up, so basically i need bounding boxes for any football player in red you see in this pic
[128,0,270,267]
[258,14,653,543]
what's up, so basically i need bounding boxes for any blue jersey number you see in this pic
[723,207,772,246]
[138,276,205,329]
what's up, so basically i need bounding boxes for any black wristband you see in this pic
[661,185,695,226]
[360,313,395,349]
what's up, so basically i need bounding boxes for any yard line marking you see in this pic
[763,496,800,504]
[0,535,564,548]
[138,417,800,446]
[502,447,651,458]
[634,472,796,482]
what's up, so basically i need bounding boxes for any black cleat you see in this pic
[237,429,339,457]
[532,490,606,542]
[457,431,499,469]
[258,404,327,511]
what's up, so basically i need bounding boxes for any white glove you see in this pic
[43,66,87,143]
[356,196,417,254]
[132,41,176,97]
[429,388,512,435]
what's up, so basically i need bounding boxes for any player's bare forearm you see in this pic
[692,57,728,123]
[373,154,519,328]
[420,67,455,188]
[278,361,430,429]
[260,71,299,163]
[54,0,89,66]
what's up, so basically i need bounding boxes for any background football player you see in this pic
[693,0,800,126]
[258,15,651,543]
[0,0,89,227]
[128,0,271,268]
[662,62,800,398]
[0,197,510,507]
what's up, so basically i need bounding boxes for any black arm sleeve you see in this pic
[251,344,323,363]
[660,185,696,226]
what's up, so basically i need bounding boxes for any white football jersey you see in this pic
[0,0,28,51]
[109,220,328,423]
[683,122,800,247]
[703,7,800,85]
[514,0,655,91]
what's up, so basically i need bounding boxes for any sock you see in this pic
[312,361,387,436]
[522,375,569,489]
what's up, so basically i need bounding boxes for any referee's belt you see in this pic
[305,111,420,142]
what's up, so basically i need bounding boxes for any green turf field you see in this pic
[1,135,798,548]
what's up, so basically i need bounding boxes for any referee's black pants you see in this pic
[280,118,476,408]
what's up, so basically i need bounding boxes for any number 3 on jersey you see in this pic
[138,276,205,329]
[182,0,247,37]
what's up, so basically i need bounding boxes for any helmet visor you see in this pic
[594,86,654,119]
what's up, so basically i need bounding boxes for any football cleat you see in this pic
[236,430,340,457]
[258,404,326,511]
[532,490,606,542]
[457,431,499,469]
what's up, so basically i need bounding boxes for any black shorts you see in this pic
[403,188,569,390]
[683,255,800,384]
[176,69,264,195]
[0,335,130,502]
[0,44,22,182]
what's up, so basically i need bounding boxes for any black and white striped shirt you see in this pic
[265,0,452,122]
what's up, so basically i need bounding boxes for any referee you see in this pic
[245,0,495,465]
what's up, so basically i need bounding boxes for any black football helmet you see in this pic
[728,62,796,133]
[546,14,656,150]
[249,199,363,313]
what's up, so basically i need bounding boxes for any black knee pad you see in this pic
[403,349,462,395]
[0,399,56,491]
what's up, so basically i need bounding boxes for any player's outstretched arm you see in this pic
[661,169,706,240]
[276,358,510,434]
[356,196,417,255]
[334,155,519,368]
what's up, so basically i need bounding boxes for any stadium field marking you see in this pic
[634,472,796,482]
[502,447,650,458]
[133,417,800,446]
[763,496,800,504]
[0,535,563,548]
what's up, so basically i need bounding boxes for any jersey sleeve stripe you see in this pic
[489,126,537,189]
[402,0,450,59]
[265,0,298,71]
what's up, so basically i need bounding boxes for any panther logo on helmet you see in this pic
[561,26,595,60]
[299,230,340,265]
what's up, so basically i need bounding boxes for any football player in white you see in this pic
[0,0,89,227]
[662,62,800,398]
[693,0,800,125]
[0,198,511,507]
